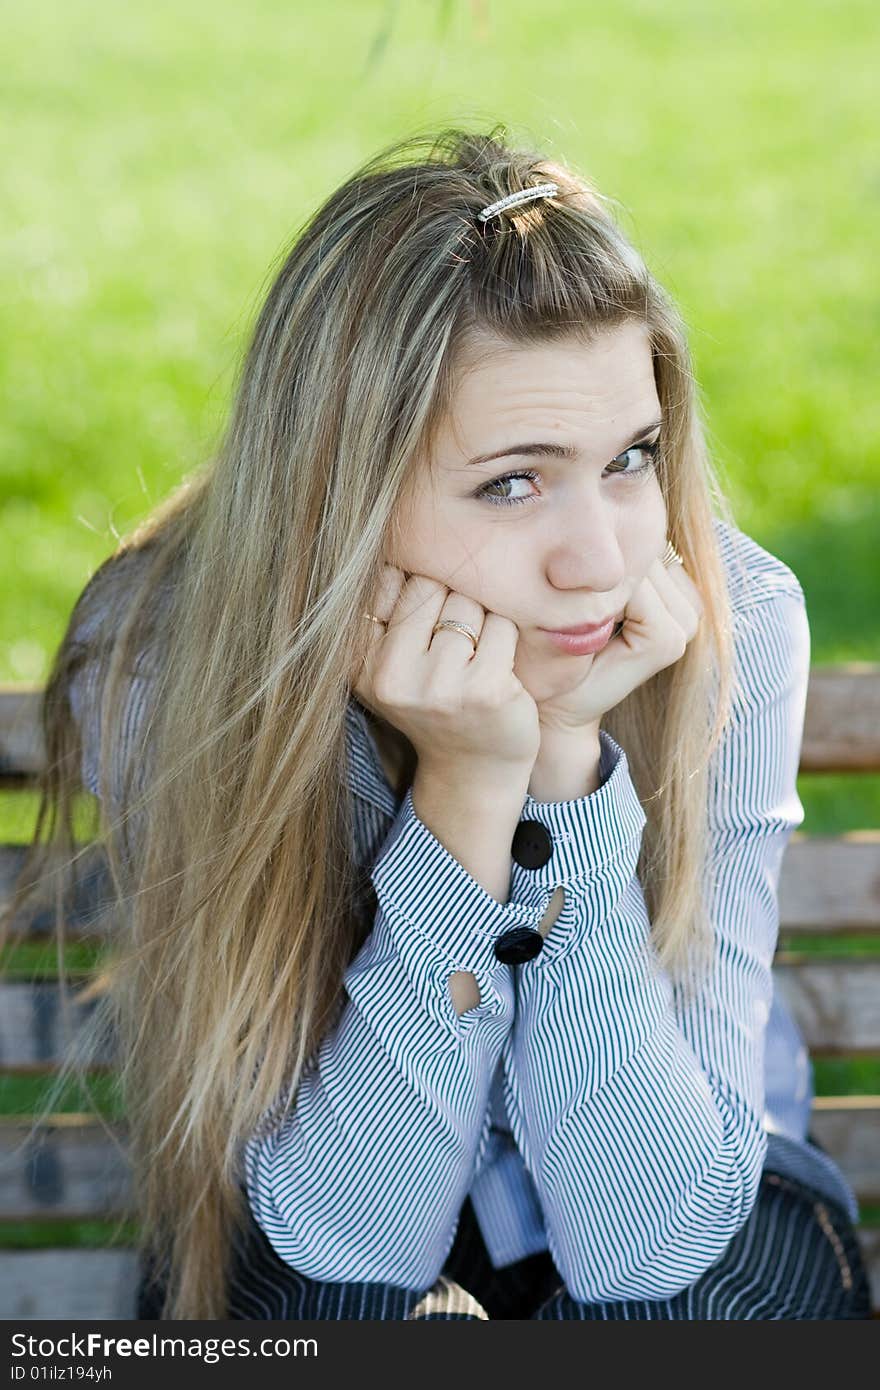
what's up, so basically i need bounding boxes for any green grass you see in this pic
[0,940,107,977]
[1,0,878,837]
[2,768,879,849]
[812,1059,880,1097]
[2,0,879,1253]
[0,1073,124,1119]
[778,935,880,957]
[7,1066,878,1119]
[0,1222,140,1251]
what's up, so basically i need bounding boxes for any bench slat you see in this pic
[1,1105,876,1221]
[0,1119,131,1219]
[4,838,880,939]
[3,668,880,782]
[800,667,880,772]
[0,982,116,1069]
[0,689,43,781]
[778,835,880,932]
[3,960,878,1070]
[807,1099,880,1204]
[0,844,116,939]
[773,960,880,1054]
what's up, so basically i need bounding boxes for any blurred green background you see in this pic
[2,0,878,848]
[1,0,879,1250]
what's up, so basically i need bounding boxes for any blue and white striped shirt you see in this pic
[69,518,859,1303]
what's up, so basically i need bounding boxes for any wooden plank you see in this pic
[0,982,116,1069]
[0,1249,140,1319]
[4,836,880,941]
[2,667,880,783]
[0,1119,131,1219]
[1,1103,876,1221]
[773,960,880,1053]
[778,835,880,932]
[0,843,117,940]
[808,1099,880,1205]
[0,687,43,780]
[3,958,874,1072]
[801,666,880,772]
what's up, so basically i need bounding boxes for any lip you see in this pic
[540,613,620,635]
[542,620,616,655]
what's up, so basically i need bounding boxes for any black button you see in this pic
[494,927,545,964]
[511,819,553,869]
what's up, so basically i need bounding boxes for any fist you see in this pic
[351,565,542,775]
[534,551,704,734]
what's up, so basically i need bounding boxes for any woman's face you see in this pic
[386,320,669,705]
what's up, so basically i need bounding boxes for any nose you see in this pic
[543,496,627,594]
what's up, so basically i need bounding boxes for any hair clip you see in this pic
[477,182,559,223]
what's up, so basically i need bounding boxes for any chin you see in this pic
[517,657,592,698]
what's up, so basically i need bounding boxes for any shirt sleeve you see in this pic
[243,786,557,1291]
[500,583,809,1304]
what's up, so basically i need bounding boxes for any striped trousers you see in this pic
[137,1167,873,1320]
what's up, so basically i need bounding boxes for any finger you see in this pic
[622,555,699,633]
[365,572,471,704]
[369,564,407,623]
[616,567,687,664]
[468,610,520,677]
[352,565,406,700]
[384,572,454,653]
[386,574,489,667]
[428,589,487,663]
[647,555,703,641]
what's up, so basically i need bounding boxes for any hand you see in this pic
[351,566,542,776]
[535,553,705,734]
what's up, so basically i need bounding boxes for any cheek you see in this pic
[651,477,668,531]
[624,481,667,558]
[385,506,494,598]
[383,491,438,571]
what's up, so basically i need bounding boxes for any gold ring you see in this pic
[431,618,479,655]
[662,540,684,568]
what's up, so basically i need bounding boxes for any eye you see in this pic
[475,467,541,508]
[606,440,660,477]
[475,438,661,509]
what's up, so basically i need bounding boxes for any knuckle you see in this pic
[371,669,398,706]
[472,685,506,713]
[412,573,444,595]
[424,673,459,709]
[458,596,485,621]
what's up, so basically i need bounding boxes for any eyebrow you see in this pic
[464,417,664,468]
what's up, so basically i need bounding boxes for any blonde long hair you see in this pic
[2,125,749,1319]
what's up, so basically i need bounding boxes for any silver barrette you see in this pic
[477,182,559,223]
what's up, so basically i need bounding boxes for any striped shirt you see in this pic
[69,518,859,1304]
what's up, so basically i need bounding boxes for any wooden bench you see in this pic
[1,666,879,1319]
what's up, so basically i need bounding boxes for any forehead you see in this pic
[438,322,659,465]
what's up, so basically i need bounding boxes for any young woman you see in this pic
[5,126,871,1320]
